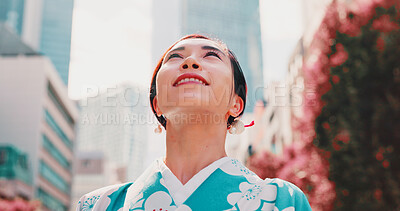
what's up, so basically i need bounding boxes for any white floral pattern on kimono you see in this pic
[76,157,311,211]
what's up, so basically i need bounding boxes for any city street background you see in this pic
[0,0,399,210]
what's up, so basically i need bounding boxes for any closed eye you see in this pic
[167,53,183,61]
[205,51,221,60]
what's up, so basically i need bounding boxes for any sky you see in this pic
[260,0,304,83]
[68,0,152,100]
[68,0,304,100]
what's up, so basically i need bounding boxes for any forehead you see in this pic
[171,38,228,53]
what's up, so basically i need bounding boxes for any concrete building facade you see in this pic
[0,144,33,200]
[226,0,337,157]
[70,151,116,210]
[247,0,336,155]
[76,84,148,183]
[0,29,78,209]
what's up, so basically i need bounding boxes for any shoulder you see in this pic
[264,178,312,211]
[219,158,263,182]
[230,178,311,210]
[76,182,133,211]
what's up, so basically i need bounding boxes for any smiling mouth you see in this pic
[174,78,207,86]
[173,73,209,87]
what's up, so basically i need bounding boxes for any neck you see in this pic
[164,113,228,185]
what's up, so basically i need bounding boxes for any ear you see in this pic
[152,96,163,116]
[228,95,244,118]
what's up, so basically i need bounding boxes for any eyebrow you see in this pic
[165,45,227,61]
[164,46,185,61]
[202,46,226,57]
[169,46,185,53]
[168,45,226,56]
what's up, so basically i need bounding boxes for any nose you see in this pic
[180,57,202,71]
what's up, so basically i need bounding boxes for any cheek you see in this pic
[209,71,234,107]
[155,70,173,103]
[156,66,175,88]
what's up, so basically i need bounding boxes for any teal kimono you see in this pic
[76,157,311,210]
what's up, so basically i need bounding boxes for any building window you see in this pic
[44,109,73,150]
[39,161,70,194]
[42,134,71,171]
[37,188,66,211]
[0,149,7,165]
[47,83,74,128]
[17,154,28,170]
[82,160,90,168]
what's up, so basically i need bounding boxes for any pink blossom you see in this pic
[339,18,362,37]
[335,130,350,144]
[351,0,376,24]
[372,14,400,33]
[0,198,40,211]
[330,44,349,67]
[331,75,340,84]
[374,0,400,9]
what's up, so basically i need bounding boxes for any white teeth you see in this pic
[176,78,206,86]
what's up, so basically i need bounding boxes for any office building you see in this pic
[37,0,74,85]
[0,23,78,210]
[0,0,74,85]
[76,83,148,182]
[0,0,25,35]
[237,0,339,155]
[70,151,118,210]
[244,0,338,154]
[248,82,293,155]
[0,144,33,200]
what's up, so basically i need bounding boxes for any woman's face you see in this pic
[154,38,239,121]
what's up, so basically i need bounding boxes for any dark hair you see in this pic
[149,34,247,129]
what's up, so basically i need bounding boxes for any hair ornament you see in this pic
[228,120,254,135]
[244,120,255,127]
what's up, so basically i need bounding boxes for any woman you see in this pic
[76,35,312,211]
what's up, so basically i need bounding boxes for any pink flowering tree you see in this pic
[249,0,400,210]
[308,0,400,209]
[0,198,41,211]
[248,141,335,211]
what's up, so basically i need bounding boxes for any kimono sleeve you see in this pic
[272,179,312,211]
[75,182,132,211]
[76,191,102,211]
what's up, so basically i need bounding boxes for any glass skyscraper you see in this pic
[0,0,74,85]
[39,0,74,85]
[0,0,25,35]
